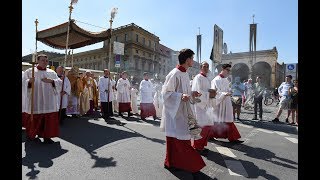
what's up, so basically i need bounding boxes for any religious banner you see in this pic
[249,24,257,52]
[213,24,223,63]
[196,34,201,63]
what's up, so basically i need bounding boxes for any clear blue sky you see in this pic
[23,0,298,64]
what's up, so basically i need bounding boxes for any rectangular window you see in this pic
[115,36,118,41]
[136,34,139,42]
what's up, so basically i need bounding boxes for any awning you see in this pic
[36,19,111,50]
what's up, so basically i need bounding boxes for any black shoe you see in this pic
[153,116,157,120]
[285,118,289,123]
[272,118,280,123]
[230,140,244,144]
[196,148,209,156]
[127,112,133,117]
[118,113,124,117]
[26,137,41,143]
[164,165,182,172]
[259,117,263,121]
[192,171,202,179]
[236,117,241,121]
[141,117,146,120]
[43,138,55,144]
[252,117,258,120]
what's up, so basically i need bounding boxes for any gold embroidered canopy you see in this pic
[36,19,111,50]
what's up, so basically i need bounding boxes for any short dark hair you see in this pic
[221,63,231,69]
[143,72,149,76]
[178,48,194,65]
[200,61,209,68]
[286,75,292,79]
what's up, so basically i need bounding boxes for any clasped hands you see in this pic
[181,91,202,102]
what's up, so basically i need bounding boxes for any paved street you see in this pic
[22,103,298,180]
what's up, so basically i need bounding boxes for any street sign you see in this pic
[113,41,124,55]
[115,54,121,68]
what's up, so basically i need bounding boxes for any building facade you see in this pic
[214,47,287,88]
[50,23,181,83]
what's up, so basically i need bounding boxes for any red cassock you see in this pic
[140,103,156,119]
[164,136,205,173]
[209,122,241,141]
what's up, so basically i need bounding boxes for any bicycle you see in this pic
[264,89,280,106]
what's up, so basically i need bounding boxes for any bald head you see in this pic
[56,66,64,76]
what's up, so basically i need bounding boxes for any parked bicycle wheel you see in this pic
[264,97,273,106]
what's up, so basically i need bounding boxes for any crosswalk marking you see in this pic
[285,137,298,144]
[225,160,248,177]
[256,128,274,134]
[275,131,289,136]
[236,123,253,129]
[216,146,237,158]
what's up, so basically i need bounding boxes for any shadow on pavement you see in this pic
[204,147,280,179]
[122,125,165,145]
[88,150,117,168]
[22,140,68,179]
[210,139,297,169]
[165,168,217,180]
[58,117,140,169]
[236,119,298,135]
[240,159,280,180]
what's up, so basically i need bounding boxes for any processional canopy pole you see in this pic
[64,1,76,67]
[30,18,39,122]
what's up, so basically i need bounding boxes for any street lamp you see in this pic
[108,7,118,70]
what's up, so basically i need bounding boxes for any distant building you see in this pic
[22,50,63,68]
[214,47,289,88]
[47,23,178,83]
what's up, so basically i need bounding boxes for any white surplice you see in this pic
[98,76,114,102]
[130,87,139,114]
[22,67,63,114]
[153,88,163,118]
[116,78,131,103]
[57,76,71,109]
[139,79,155,103]
[160,68,195,140]
[210,75,234,122]
[191,73,212,126]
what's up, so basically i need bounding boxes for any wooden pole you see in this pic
[60,2,74,120]
[30,19,39,123]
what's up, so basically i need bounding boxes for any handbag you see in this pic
[231,96,242,105]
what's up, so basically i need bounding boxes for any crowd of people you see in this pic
[21,49,298,178]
